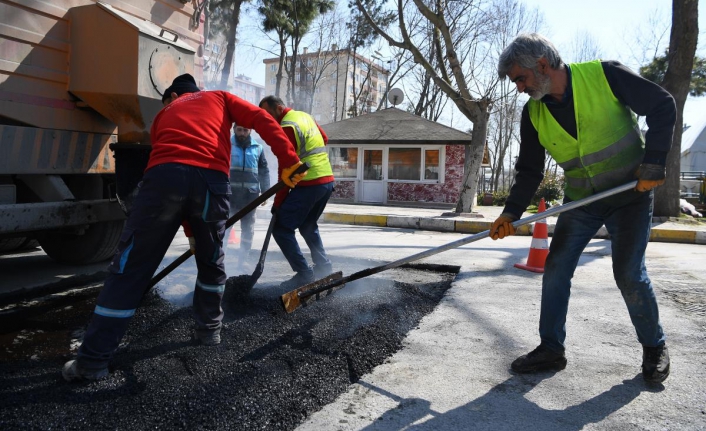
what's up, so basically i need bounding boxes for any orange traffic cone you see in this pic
[228,227,240,245]
[514,198,549,273]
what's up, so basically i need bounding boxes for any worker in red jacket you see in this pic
[62,74,306,382]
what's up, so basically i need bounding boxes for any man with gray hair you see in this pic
[491,33,675,383]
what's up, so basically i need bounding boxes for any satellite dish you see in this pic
[387,88,404,107]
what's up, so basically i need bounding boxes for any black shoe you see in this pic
[511,345,567,373]
[193,328,221,346]
[642,344,670,383]
[62,360,109,382]
[279,269,315,290]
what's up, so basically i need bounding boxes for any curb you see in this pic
[322,212,706,245]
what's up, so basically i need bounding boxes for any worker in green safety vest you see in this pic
[491,33,675,384]
[259,96,335,290]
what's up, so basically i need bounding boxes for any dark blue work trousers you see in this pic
[273,182,333,274]
[78,163,230,370]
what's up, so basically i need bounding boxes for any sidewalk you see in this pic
[320,201,706,245]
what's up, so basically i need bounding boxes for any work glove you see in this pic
[188,237,196,254]
[489,213,518,240]
[635,163,666,192]
[281,161,308,188]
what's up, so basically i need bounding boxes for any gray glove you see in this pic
[636,163,666,181]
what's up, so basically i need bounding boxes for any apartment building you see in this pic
[231,74,265,105]
[202,39,264,102]
[263,47,390,125]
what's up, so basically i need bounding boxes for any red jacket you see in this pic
[148,91,299,174]
[149,91,300,236]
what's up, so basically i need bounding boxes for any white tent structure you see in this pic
[681,119,706,172]
[680,120,706,199]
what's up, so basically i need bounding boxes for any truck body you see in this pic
[0,0,203,263]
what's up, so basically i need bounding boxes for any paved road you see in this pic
[295,223,706,430]
[2,213,705,430]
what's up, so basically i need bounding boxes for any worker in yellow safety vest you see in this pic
[491,33,674,384]
[259,95,335,290]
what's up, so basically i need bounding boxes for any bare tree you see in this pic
[624,7,671,68]
[209,0,250,90]
[408,19,450,120]
[344,0,395,119]
[654,0,699,217]
[357,0,542,213]
[485,0,543,194]
[203,40,229,88]
[566,30,603,63]
[373,46,414,111]
[487,78,521,192]
[298,9,347,113]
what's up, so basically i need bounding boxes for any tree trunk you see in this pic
[654,0,699,217]
[219,0,244,90]
[275,33,287,98]
[455,112,489,213]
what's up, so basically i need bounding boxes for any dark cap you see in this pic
[162,73,200,103]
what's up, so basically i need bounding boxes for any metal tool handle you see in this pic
[298,181,638,300]
[148,162,309,290]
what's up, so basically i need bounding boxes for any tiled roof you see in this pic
[321,108,472,145]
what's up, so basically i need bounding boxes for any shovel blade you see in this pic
[281,271,344,313]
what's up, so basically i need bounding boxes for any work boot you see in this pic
[642,344,670,383]
[511,344,567,373]
[61,359,109,382]
[279,268,315,290]
[313,262,333,279]
[193,328,221,346]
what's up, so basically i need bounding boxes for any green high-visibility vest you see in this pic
[281,110,333,181]
[528,60,644,200]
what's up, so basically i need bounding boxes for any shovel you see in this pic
[241,212,277,290]
[147,162,309,290]
[281,181,638,313]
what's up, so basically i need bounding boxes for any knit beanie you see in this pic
[162,73,200,102]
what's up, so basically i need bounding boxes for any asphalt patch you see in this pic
[0,263,458,430]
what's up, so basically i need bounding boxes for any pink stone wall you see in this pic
[387,145,464,204]
[332,179,355,199]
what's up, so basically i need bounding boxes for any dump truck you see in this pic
[0,0,203,263]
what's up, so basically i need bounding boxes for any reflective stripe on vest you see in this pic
[528,60,644,200]
[281,110,333,181]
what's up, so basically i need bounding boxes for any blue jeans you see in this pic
[273,182,334,273]
[540,189,666,352]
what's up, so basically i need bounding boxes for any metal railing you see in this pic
[680,171,706,203]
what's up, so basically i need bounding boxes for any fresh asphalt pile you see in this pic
[0,259,458,430]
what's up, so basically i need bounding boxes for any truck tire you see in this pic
[0,237,29,253]
[38,220,124,264]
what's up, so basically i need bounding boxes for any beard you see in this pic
[527,71,552,100]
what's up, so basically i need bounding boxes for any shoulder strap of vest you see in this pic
[281,119,325,159]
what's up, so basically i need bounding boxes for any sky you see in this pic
[520,0,706,130]
[232,0,706,130]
